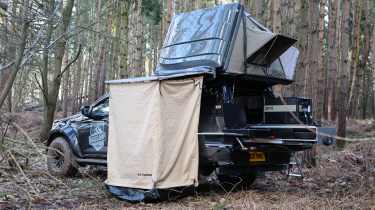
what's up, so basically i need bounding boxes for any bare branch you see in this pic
[0,61,14,72]
[57,44,82,78]
[46,21,97,50]
[33,73,48,102]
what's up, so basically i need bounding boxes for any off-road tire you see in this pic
[47,137,78,177]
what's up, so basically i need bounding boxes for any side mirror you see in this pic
[80,105,91,117]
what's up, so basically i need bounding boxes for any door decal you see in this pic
[89,122,105,151]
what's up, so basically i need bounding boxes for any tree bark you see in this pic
[95,42,106,99]
[347,0,362,117]
[0,5,13,112]
[308,0,321,120]
[0,0,30,110]
[128,0,144,77]
[327,0,338,121]
[372,2,375,120]
[40,0,75,141]
[358,0,371,119]
[271,0,281,33]
[119,0,129,78]
[336,0,351,148]
[72,0,82,112]
[62,49,70,118]
[319,0,328,120]
[295,0,309,97]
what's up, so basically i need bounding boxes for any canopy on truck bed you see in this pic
[156,3,299,85]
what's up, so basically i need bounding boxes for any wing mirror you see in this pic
[80,105,92,117]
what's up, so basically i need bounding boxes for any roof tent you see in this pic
[156,3,299,84]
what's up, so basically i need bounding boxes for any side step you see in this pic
[76,158,107,166]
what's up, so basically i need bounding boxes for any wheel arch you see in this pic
[46,131,67,147]
[46,129,83,158]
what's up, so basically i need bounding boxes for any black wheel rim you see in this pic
[51,147,64,169]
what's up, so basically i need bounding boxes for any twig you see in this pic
[57,44,82,78]
[10,121,45,159]
[0,61,14,72]
[7,150,39,194]
[33,72,48,101]
[1,118,10,146]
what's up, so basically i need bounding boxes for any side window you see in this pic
[91,98,109,117]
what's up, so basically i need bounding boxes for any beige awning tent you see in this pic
[106,76,203,190]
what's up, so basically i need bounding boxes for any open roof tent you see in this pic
[156,3,299,85]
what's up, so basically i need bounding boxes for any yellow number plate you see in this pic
[249,152,266,162]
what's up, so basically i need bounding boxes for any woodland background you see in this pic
[0,0,374,209]
[0,0,375,142]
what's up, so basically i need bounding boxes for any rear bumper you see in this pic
[199,126,318,172]
[200,144,293,172]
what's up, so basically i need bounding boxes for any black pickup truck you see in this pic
[46,3,333,186]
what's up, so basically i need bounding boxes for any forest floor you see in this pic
[0,112,374,210]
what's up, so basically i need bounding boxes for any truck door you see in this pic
[77,98,109,158]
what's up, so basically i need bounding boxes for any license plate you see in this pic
[249,152,266,162]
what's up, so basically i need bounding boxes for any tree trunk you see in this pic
[0,0,30,110]
[128,0,144,77]
[347,0,362,117]
[295,0,309,97]
[358,0,371,119]
[87,0,102,102]
[40,0,54,140]
[62,49,70,118]
[40,0,75,141]
[319,0,328,120]
[336,0,351,148]
[95,43,106,99]
[119,0,129,78]
[328,0,338,121]
[372,2,375,120]
[253,0,264,21]
[72,0,82,113]
[271,0,281,33]
[308,0,321,120]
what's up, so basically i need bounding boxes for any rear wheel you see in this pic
[47,137,78,177]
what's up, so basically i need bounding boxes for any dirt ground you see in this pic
[0,112,374,209]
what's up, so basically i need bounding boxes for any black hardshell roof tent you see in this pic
[156,3,299,85]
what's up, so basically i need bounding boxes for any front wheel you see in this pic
[47,137,78,177]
